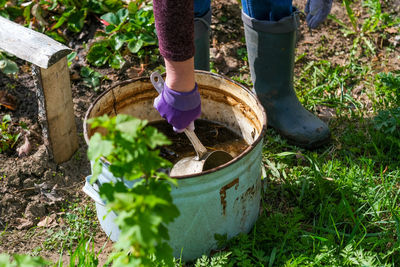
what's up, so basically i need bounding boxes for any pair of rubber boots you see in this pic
[194,10,330,149]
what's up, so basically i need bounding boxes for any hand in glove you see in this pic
[305,0,333,29]
[154,82,201,132]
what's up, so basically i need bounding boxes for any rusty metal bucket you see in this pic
[83,71,267,261]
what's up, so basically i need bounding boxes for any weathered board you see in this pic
[0,16,78,163]
[35,58,79,163]
[0,16,71,68]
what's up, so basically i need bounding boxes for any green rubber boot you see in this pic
[242,11,330,149]
[194,9,211,71]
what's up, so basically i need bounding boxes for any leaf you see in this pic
[51,15,67,30]
[127,2,138,14]
[67,51,77,67]
[144,127,171,148]
[87,42,111,67]
[113,33,127,51]
[0,91,17,111]
[110,53,125,69]
[87,133,114,160]
[116,8,128,24]
[128,39,144,54]
[0,59,18,75]
[154,242,175,266]
[343,0,358,32]
[105,24,116,34]
[275,151,297,157]
[101,12,119,26]
[115,117,143,137]
[13,254,50,266]
[16,135,30,157]
[67,8,87,32]
[2,114,11,124]
[45,31,66,44]
[80,66,94,78]
[87,114,113,129]
[139,33,156,46]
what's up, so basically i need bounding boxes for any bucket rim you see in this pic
[83,70,267,179]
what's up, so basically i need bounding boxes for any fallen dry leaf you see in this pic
[385,27,399,34]
[0,90,17,110]
[37,214,58,228]
[17,135,32,157]
[16,218,34,230]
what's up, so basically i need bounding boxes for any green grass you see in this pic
[42,201,98,253]
[190,1,400,265]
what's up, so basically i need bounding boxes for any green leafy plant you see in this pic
[0,253,49,267]
[80,66,105,91]
[373,72,400,108]
[0,0,23,20]
[329,0,398,55]
[1,0,123,43]
[43,202,98,252]
[0,115,20,153]
[87,114,179,266]
[87,2,157,69]
[0,51,18,75]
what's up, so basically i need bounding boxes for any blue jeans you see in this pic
[194,0,292,20]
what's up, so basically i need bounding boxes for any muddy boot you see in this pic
[194,9,211,71]
[242,11,330,149]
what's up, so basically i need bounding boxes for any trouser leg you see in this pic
[241,0,331,148]
[194,0,212,70]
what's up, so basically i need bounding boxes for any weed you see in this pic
[236,47,248,61]
[329,0,400,56]
[372,72,400,109]
[295,60,365,115]
[67,51,77,67]
[80,66,105,91]
[54,238,105,267]
[193,252,231,267]
[0,115,21,153]
[87,2,157,69]
[230,73,252,88]
[0,253,50,266]
[43,202,98,252]
[373,108,400,135]
[0,51,18,75]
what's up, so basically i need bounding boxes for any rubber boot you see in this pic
[194,9,211,71]
[242,11,330,148]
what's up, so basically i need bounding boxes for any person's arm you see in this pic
[153,0,200,132]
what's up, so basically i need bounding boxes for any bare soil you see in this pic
[0,0,399,264]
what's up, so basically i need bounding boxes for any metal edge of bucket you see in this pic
[83,71,267,180]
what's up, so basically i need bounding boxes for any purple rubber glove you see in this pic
[305,0,333,29]
[154,82,201,132]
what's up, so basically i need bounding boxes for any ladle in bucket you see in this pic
[150,72,233,176]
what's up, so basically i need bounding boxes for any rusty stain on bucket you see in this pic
[219,177,239,215]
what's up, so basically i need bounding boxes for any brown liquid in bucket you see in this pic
[149,119,248,165]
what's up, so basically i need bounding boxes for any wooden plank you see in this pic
[0,16,71,69]
[36,57,78,163]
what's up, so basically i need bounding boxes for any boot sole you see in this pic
[271,127,331,150]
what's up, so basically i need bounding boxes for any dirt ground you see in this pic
[0,0,399,264]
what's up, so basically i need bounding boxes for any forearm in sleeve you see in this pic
[153,0,195,62]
